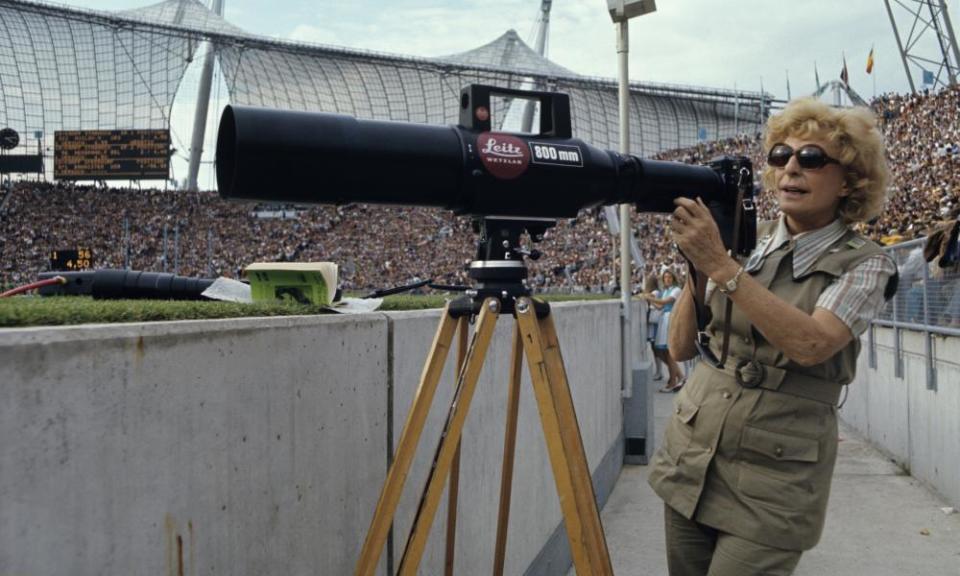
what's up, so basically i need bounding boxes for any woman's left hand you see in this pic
[671,197,731,276]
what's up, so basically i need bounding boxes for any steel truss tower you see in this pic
[884,0,960,92]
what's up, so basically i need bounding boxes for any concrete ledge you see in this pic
[1,313,390,576]
[0,302,625,575]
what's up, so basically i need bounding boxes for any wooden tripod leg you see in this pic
[354,303,459,576]
[397,299,501,576]
[492,324,524,576]
[537,310,613,575]
[444,317,470,576]
[515,298,613,576]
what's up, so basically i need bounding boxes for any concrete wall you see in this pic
[0,301,625,576]
[841,326,960,508]
[1,315,390,576]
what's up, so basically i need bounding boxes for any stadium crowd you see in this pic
[2,86,959,298]
[866,87,960,241]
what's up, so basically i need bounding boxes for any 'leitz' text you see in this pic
[481,137,524,158]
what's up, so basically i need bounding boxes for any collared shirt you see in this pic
[746,217,849,277]
[708,216,896,336]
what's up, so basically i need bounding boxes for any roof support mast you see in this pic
[187,0,224,191]
[520,0,552,133]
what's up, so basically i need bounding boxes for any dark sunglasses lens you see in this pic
[796,146,828,168]
[768,145,793,167]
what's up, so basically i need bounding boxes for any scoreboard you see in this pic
[54,129,170,180]
[49,248,93,271]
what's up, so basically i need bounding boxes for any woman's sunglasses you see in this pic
[767,143,841,170]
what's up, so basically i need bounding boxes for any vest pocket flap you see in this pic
[741,426,819,463]
[675,395,699,425]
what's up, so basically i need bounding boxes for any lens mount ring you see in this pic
[469,261,526,269]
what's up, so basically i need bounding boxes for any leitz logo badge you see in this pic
[477,132,529,179]
[528,142,583,167]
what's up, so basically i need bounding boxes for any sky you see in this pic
[62,0,949,97]
[47,0,960,186]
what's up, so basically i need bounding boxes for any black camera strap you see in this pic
[685,259,732,368]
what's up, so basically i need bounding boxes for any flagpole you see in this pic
[733,81,739,134]
[841,51,848,106]
[759,76,765,120]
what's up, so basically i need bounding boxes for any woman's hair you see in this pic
[762,97,890,224]
[660,268,676,286]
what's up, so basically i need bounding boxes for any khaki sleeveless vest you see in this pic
[648,220,893,550]
[706,220,890,394]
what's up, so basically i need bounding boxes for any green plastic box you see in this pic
[243,262,338,306]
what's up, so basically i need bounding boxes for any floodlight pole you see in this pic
[617,20,632,399]
[609,0,655,400]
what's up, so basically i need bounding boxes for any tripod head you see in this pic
[448,217,554,318]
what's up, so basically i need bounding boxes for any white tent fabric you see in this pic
[0,0,769,164]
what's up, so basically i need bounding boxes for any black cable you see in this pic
[363,279,432,299]
[362,277,474,299]
[427,283,469,292]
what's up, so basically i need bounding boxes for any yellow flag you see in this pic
[866,47,875,74]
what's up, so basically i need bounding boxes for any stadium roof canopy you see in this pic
[439,29,576,77]
[0,0,771,167]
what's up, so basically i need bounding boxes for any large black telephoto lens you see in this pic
[216,84,754,253]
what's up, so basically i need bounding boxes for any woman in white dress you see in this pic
[642,269,684,391]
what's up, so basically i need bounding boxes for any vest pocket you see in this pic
[740,426,820,463]
[663,390,700,464]
[737,426,821,511]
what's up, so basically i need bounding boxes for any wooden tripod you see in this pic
[353,295,613,576]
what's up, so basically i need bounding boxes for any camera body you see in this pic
[453,84,619,219]
[702,155,757,258]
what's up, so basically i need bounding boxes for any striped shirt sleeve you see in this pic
[816,253,897,336]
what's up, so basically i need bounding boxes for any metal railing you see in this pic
[868,236,960,391]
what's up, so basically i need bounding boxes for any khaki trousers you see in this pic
[664,504,802,576]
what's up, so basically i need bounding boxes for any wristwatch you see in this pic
[716,265,745,295]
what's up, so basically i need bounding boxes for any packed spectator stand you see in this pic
[2,87,959,295]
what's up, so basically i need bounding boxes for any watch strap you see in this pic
[718,265,745,295]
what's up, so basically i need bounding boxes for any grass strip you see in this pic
[0,292,615,328]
